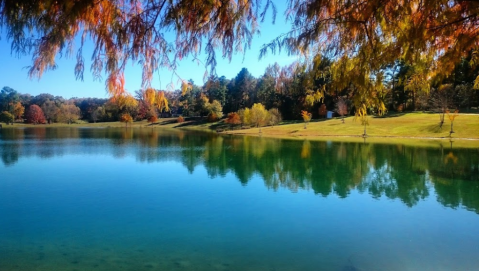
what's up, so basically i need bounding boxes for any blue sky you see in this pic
[0,3,297,99]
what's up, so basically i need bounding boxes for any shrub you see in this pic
[318,104,327,118]
[206,100,224,119]
[268,108,282,126]
[120,113,133,127]
[225,112,241,127]
[0,111,14,125]
[207,112,218,122]
[148,115,158,123]
[177,116,185,123]
[250,103,268,128]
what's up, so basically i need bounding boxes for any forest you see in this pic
[1,56,478,126]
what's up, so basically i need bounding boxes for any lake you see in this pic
[1,127,478,271]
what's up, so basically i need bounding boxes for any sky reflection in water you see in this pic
[0,127,478,271]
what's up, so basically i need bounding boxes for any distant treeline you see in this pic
[1,57,479,125]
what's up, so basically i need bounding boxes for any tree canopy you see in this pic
[1,0,478,115]
[260,0,479,115]
[0,0,274,96]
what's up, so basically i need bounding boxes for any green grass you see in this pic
[2,113,479,147]
[225,112,479,147]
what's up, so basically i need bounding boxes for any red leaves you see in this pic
[226,112,241,125]
[25,105,46,124]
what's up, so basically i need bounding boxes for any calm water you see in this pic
[1,127,479,271]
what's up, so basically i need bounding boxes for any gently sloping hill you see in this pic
[226,113,479,140]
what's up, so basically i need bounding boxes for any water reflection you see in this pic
[1,127,479,213]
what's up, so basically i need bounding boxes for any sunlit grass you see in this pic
[225,112,479,147]
[3,113,479,147]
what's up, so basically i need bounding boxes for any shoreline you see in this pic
[1,113,479,147]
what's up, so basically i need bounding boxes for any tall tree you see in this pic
[12,102,25,121]
[41,99,60,124]
[0,86,19,112]
[261,0,479,115]
[57,103,81,124]
[25,104,46,124]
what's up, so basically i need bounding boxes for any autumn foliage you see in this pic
[336,98,348,123]
[0,111,14,124]
[177,116,185,123]
[318,104,327,118]
[25,105,46,124]
[120,113,133,127]
[301,110,312,129]
[148,116,158,123]
[207,112,218,122]
[225,112,241,127]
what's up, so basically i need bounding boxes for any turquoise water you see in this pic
[1,127,479,271]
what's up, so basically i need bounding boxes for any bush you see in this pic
[0,111,14,125]
[268,108,282,126]
[148,115,158,123]
[250,103,268,128]
[120,113,133,127]
[319,104,327,118]
[225,112,241,127]
[207,112,218,122]
[177,116,185,123]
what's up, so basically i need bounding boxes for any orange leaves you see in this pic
[301,110,312,122]
[120,113,133,126]
[446,109,459,121]
[106,72,126,97]
[226,112,242,125]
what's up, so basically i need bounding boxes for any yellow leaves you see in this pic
[474,75,479,90]
[301,110,312,122]
[181,81,192,96]
[470,49,479,68]
[239,108,251,125]
[301,140,311,159]
[305,95,316,107]
[405,72,430,94]
[355,103,367,118]
[249,103,269,127]
[144,88,157,105]
[115,93,138,110]
[446,109,459,121]
[377,102,387,116]
[156,91,170,113]
[305,88,325,107]
[13,102,25,119]
[444,151,458,165]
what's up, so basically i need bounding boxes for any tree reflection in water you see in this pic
[1,127,478,213]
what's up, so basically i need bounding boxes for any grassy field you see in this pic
[2,113,479,147]
[226,112,479,138]
[224,112,479,148]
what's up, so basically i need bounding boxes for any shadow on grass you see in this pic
[420,123,446,133]
[372,112,406,118]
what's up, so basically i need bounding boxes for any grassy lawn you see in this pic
[224,112,479,147]
[2,113,479,147]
